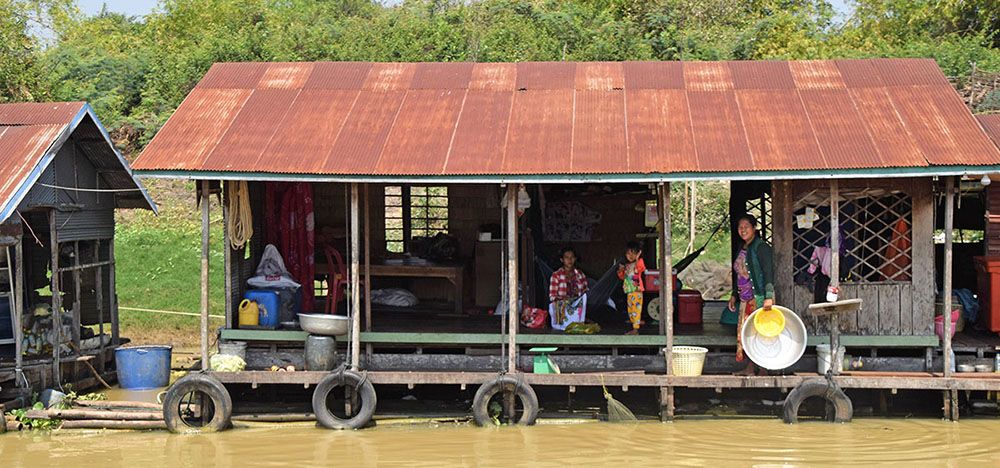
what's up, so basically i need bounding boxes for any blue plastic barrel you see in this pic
[245,290,280,328]
[115,345,172,390]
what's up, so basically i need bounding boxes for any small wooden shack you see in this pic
[0,102,155,400]
[134,59,1000,426]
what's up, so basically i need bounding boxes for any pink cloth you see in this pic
[808,246,831,277]
[266,182,315,312]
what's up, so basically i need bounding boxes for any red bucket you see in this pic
[934,309,960,340]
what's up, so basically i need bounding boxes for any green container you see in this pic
[529,347,559,374]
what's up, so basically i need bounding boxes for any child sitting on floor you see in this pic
[617,241,646,335]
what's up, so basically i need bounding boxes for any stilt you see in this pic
[659,386,675,422]
[350,183,361,371]
[943,176,955,377]
[200,180,211,370]
[506,185,519,373]
[13,236,25,389]
[49,210,61,384]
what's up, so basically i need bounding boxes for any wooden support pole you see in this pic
[364,184,373,358]
[72,241,81,352]
[659,386,675,422]
[96,242,105,372]
[223,181,234,329]
[943,176,955,379]
[200,180,211,371]
[13,237,25,388]
[350,183,361,371]
[109,238,119,346]
[507,185,519,373]
[830,180,841,375]
[661,183,673,372]
[49,210,61,384]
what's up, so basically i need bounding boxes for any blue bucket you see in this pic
[115,345,172,390]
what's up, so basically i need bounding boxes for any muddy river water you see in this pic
[3,417,999,466]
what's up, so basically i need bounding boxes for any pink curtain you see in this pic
[265,182,315,312]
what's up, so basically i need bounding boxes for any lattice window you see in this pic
[745,192,772,244]
[793,189,912,283]
[384,185,449,253]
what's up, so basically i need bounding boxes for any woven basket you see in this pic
[668,346,709,376]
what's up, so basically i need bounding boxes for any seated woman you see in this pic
[549,247,589,331]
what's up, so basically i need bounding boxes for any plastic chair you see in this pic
[321,245,347,314]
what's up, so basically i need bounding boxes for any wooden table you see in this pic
[317,260,464,314]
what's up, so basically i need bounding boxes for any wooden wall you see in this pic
[773,178,934,336]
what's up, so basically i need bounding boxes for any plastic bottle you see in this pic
[995,347,1000,373]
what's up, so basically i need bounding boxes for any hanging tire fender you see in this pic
[782,379,853,424]
[162,373,233,433]
[312,369,377,430]
[472,376,539,426]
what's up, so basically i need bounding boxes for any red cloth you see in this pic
[881,218,911,281]
[549,267,589,302]
[265,182,315,312]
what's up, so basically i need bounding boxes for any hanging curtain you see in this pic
[265,182,316,312]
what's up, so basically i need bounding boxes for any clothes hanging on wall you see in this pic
[265,182,315,312]
[880,218,911,281]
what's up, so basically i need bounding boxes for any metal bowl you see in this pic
[975,364,992,373]
[297,313,349,336]
[740,305,807,371]
[957,364,976,373]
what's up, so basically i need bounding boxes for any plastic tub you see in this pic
[934,310,960,341]
[816,344,845,374]
[115,345,172,390]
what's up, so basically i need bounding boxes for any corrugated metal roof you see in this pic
[0,102,155,222]
[133,59,1000,179]
[980,114,1000,147]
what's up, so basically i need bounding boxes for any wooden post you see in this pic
[14,237,25,388]
[96,241,104,372]
[688,182,696,255]
[350,183,361,371]
[830,180,841,375]
[507,185,519,373]
[223,181,234,329]
[943,176,955,380]
[661,183,673,369]
[200,180,211,371]
[49,210,62,384]
[364,184,373,359]
[109,238,119,346]
[72,241,81,352]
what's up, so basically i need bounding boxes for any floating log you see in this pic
[232,413,316,422]
[25,408,163,421]
[75,400,162,410]
[59,420,166,430]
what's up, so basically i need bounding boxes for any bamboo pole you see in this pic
[49,210,61,385]
[58,420,166,430]
[26,408,162,420]
[75,400,161,410]
[72,241,81,351]
[200,180,210,371]
[661,183,673,371]
[223,181,233,329]
[13,237,24,388]
[96,240,105,372]
[830,180,841,375]
[943,177,955,381]
[350,183,361,370]
[364,184,373,358]
[110,238,118,346]
[507,185,519,373]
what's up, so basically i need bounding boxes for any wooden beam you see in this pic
[49,210,61,384]
[661,183,673,374]
[200,180,211,371]
[350,183,361,370]
[13,238,25,388]
[223,181,233,329]
[95,242,105,373]
[109,238,119,346]
[829,179,841,375]
[507,185,519,372]
[943,176,955,378]
[72,241,81,352]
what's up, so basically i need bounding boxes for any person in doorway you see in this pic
[548,247,589,331]
[618,241,646,335]
[728,214,775,376]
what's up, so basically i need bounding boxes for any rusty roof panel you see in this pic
[887,85,1000,165]
[362,63,416,91]
[789,61,846,90]
[375,89,466,174]
[847,87,927,167]
[835,60,885,88]
[874,58,950,87]
[737,89,825,170]
[572,90,626,173]
[980,114,1000,146]
[200,89,299,171]
[685,91,752,172]
[303,62,372,89]
[516,62,576,90]
[729,61,795,89]
[575,62,624,90]
[196,62,268,89]
[322,91,405,173]
[469,63,516,91]
[683,62,733,91]
[0,102,83,125]
[0,125,63,206]
[623,61,684,89]
[503,90,573,172]
[259,89,359,173]
[799,89,882,168]
[446,91,513,174]
[410,62,473,89]
[258,62,314,89]
[136,88,252,170]
[627,90,697,173]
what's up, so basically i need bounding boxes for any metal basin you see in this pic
[740,305,807,370]
[297,313,349,336]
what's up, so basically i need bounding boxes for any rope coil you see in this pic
[227,181,253,250]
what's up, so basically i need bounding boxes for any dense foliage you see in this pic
[2,0,998,151]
